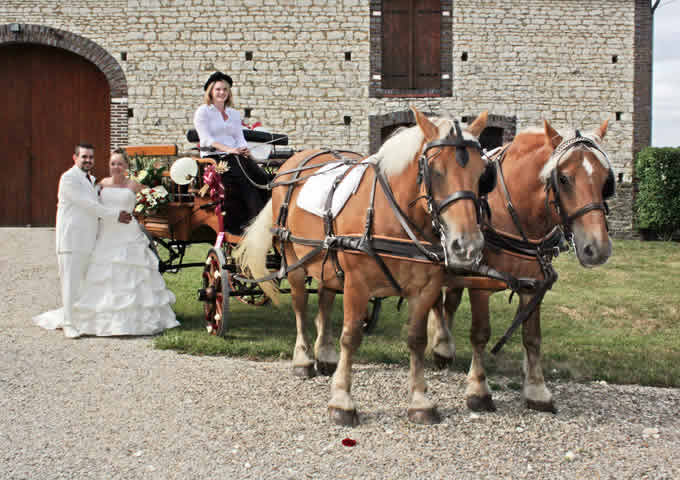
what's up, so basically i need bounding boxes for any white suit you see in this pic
[53,166,119,333]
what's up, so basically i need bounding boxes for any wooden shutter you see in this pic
[414,0,441,89]
[382,0,441,91]
[382,0,411,89]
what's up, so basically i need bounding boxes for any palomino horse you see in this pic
[428,119,614,413]
[236,107,494,425]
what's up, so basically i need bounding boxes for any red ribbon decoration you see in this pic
[241,120,263,130]
[202,164,226,232]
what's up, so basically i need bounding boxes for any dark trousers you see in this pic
[210,154,271,234]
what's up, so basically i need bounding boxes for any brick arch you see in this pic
[0,23,127,96]
[0,23,128,147]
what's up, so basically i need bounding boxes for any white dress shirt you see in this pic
[193,104,248,157]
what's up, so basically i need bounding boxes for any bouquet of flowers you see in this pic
[129,155,165,187]
[134,185,170,215]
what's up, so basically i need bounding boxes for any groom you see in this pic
[55,143,131,335]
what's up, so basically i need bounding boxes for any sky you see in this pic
[652,0,680,146]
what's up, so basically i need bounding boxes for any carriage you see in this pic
[125,127,383,337]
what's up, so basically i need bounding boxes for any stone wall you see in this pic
[0,0,652,236]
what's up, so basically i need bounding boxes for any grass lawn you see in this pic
[155,239,680,388]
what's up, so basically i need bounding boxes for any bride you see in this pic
[34,149,179,338]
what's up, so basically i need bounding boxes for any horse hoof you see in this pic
[315,361,337,376]
[466,395,497,412]
[293,365,316,378]
[433,353,453,370]
[328,407,359,427]
[407,407,441,424]
[526,399,557,414]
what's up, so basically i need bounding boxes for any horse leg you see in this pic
[289,268,315,378]
[465,289,497,412]
[314,287,338,376]
[428,288,462,369]
[520,295,557,413]
[328,286,367,427]
[407,290,443,424]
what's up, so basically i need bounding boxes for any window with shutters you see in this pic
[370,0,452,97]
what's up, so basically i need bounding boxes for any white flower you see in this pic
[151,186,168,198]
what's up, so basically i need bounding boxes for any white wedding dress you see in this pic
[34,187,179,338]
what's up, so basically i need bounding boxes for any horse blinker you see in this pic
[602,169,615,200]
[479,162,497,196]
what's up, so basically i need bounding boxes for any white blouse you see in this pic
[193,104,248,156]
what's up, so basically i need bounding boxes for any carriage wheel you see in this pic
[200,248,230,337]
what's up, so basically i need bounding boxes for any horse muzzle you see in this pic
[573,233,612,267]
[445,230,485,269]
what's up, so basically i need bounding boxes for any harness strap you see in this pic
[233,241,325,284]
[269,150,360,188]
[373,165,442,263]
[494,146,530,243]
[490,265,558,354]
[437,190,479,216]
[360,174,404,295]
[321,155,351,283]
[483,225,565,259]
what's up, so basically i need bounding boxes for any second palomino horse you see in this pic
[429,119,614,413]
[236,107,495,425]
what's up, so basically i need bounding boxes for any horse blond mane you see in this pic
[514,127,609,183]
[375,117,457,178]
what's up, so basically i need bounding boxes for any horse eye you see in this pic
[432,168,445,179]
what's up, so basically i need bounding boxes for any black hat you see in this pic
[203,71,233,90]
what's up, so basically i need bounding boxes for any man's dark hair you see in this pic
[75,143,95,155]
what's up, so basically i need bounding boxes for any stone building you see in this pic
[0,0,653,236]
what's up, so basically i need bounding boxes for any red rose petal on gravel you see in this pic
[342,438,357,447]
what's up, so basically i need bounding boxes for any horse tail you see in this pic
[233,198,280,305]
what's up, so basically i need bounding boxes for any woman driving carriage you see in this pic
[193,71,270,233]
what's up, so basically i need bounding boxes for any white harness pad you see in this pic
[296,157,374,218]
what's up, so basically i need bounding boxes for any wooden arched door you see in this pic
[0,44,110,226]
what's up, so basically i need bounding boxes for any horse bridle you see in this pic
[545,131,614,242]
[417,120,484,267]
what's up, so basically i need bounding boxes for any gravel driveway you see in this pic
[1,228,678,479]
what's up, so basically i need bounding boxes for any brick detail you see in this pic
[110,101,129,150]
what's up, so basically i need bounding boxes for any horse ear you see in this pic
[411,106,439,141]
[544,120,562,150]
[594,119,609,142]
[466,111,488,137]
